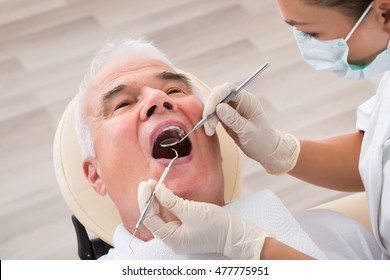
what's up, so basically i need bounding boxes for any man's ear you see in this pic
[82,158,107,196]
[375,0,390,34]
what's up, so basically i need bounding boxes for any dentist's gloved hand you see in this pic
[137,180,273,260]
[204,83,300,174]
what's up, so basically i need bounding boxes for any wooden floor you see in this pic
[0,0,383,259]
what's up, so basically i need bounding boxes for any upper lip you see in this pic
[149,120,188,150]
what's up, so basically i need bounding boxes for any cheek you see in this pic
[94,120,136,159]
[181,97,203,122]
[93,117,148,189]
[93,121,150,218]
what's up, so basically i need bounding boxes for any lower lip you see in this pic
[155,154,192,166]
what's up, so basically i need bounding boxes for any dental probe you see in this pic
[129,149,179,251]
[160,62,269,148]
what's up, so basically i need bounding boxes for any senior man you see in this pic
[74,38,379,260]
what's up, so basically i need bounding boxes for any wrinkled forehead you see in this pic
[88,56,177,96]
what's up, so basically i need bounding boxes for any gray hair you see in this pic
[74,38,174,159]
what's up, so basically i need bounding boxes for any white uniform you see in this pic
[296,73,390,260]
[357,71,390,257]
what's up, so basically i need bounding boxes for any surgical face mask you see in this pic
[294,2,390,80]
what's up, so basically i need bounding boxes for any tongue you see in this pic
[152,145,178,159]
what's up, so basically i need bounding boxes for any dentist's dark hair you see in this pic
[304,0,373,19]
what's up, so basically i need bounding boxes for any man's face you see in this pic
[82,55,224,239]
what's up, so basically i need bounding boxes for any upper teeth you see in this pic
[162,126,185,137]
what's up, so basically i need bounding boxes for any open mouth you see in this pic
[152,126,192,159]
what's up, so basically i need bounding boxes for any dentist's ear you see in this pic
[376,0,390,33]
[83,158,107,196]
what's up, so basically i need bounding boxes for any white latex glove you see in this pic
[138,180,273,260]
[204,82,300,174]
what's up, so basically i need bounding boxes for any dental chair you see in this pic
[53,71,372,260]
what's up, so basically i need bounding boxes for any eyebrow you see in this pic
[97,84,127,116]
[157,71,191,88]
[285,20,308,27]
[101,84,127,103]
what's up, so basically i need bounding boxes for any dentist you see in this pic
[141,0,390,259]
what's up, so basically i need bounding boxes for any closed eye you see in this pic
[166,87,186,95]
[114,101,132,111]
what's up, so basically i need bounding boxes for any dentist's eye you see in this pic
[302,31,317,38]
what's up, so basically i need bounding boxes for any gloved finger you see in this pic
[147,178,158,187]
[137,179,159,213]
[154,183,211,224]
[228,89,265,120]
[204,82,237,117]
[139,183,182,238]
[154,183,185,213]
[143,211,182,241]
[204,114,219,136]
[137,180,170,235]
[154,183,194,221]
[216,103,248,137]
[145,179,160,214]
[137,181,153,212]
[203,83,237,136]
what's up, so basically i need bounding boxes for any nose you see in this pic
[140,88,177,120]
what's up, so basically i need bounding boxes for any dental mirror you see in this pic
[160,137,180,147]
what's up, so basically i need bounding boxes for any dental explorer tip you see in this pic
[171,148,178,159]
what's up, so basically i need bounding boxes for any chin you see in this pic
[169,180,222,205]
